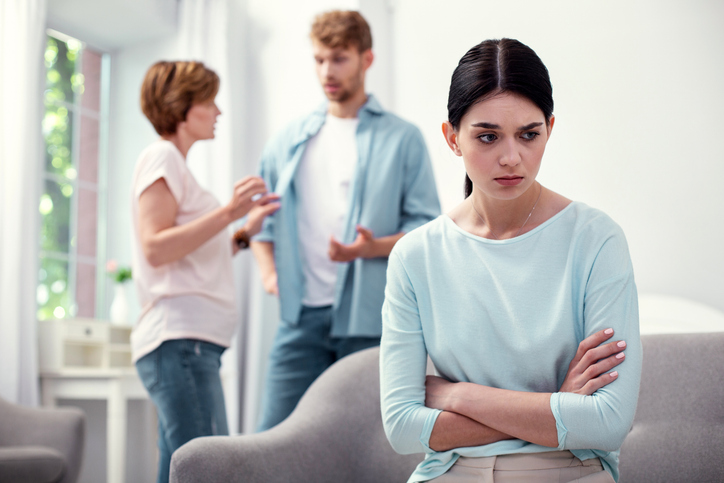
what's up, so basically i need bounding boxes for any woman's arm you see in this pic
[139,176,271,267]
[426,328,627,451]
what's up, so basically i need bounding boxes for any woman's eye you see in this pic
[521,131,539,141]
[478,133,497,144]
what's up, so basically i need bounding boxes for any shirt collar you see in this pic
[294,94,383,146]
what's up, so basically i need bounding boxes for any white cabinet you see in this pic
[38,318,148,483]
[38,318,133,374]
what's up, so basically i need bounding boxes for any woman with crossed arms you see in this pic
[380,39,641,483]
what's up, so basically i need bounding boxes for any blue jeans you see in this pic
[256,305,380,431]
[135,339,228,483]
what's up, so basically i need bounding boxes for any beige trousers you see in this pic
[429,451,615,483]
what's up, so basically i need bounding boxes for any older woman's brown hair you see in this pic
[140,61,219,136]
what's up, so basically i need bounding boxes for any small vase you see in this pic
[109,284,130,325]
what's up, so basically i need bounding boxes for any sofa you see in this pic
[170,332,724,483]
[0,396,85,483]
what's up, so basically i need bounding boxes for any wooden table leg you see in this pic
[107,379,126,483]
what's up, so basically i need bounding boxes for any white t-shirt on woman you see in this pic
[129,140,237,362]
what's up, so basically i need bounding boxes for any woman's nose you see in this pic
[499,139,522,166]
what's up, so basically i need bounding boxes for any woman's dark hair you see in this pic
[447,38,553,198]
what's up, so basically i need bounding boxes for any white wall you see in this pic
[391,0,724,312]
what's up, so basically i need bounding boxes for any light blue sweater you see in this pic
[380,202,641,482]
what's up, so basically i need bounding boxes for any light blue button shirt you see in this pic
[254,95,441,336]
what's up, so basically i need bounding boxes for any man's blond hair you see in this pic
[310,10,372,52]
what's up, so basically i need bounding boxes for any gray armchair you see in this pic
[170,333,724,483]
[171,347,421,483]
[0,396,85,483]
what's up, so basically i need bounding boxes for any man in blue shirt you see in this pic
[251,9,440,431]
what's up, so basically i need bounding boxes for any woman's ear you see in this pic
[442,121,462,156]
[547,115,555,137]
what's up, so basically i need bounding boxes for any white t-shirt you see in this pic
[295,114,359,306]
[129,140,237,362]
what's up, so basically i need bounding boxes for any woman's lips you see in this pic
[495,176,524,186]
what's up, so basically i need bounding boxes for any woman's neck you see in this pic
[161,132,195,158]
[468,182,543,239]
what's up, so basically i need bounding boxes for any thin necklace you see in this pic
[470,183,542,240]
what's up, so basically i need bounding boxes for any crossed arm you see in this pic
[424,329,627,451]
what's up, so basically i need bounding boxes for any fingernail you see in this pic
[604,328,613,335]
[617,341,626,348]
[616,352,625,359]
[610,371,618,378]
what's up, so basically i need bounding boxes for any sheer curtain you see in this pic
[0,0,47,405]
[177,0,248,432]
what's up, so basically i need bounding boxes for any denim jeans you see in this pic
[256,305,380,431]
[136,339,228,483]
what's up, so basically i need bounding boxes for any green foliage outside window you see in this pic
[37,34,84,321]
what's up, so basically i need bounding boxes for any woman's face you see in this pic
[445,92,554,202]
[182,97,221,141]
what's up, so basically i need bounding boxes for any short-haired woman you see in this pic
[132,61,279,483]
[380,39,641,483]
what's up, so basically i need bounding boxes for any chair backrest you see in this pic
[171,347,422,483]
[618,332,724,483]
[281,346,423,482]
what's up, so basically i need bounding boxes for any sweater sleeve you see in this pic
[380,249,441,455]
[550,229,642,452]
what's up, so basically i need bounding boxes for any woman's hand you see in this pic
[559,328,626,395]
[242,193,280,237]
[226,176,271,221]
[425,375,461,412]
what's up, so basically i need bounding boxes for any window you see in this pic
[37,31,108,320]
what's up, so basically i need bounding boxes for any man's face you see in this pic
[312,41,369,103]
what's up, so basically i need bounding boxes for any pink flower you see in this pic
[106,259,118,273]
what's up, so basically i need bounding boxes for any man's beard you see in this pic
[324,67,363,103]
[325,86,353,103]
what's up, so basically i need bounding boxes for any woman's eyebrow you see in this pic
[470,121,543,130]
[471,122,501,129]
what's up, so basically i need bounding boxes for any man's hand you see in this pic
[560,328,626,395]
[261,270,279,296]
[328,225,375,262]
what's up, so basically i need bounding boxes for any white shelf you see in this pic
[39,318,135,374]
